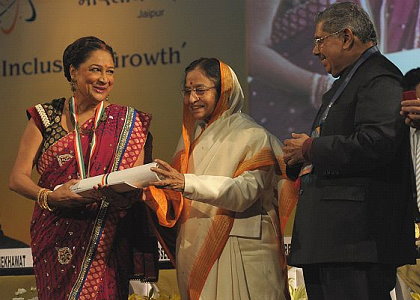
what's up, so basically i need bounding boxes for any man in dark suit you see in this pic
[283,2,417,299]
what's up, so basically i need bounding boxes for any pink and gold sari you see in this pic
[27,99,158,300]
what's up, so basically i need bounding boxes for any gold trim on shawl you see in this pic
[279,179,299,231]
[234,147,277,177]
[146,187,183,228]
[205,62,233,125]
[274,153,299,231]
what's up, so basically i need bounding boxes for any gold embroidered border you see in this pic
[68,200,110,300]
[113,107,135,171]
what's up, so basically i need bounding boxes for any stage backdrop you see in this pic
[0,0,246,245]
[247,0,420,142]
[4,0,419,251]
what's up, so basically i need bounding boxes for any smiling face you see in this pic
[184,68,218,121]
[70,49,115,104]
[313,22,347,77]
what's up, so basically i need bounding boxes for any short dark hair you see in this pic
[184,58,221,99]
[63,36,114,82]
[402,68,420,91]
[315,2,377,44]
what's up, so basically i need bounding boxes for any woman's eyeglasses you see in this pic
[181,86,215,97]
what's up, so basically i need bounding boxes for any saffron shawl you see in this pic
[148,63,295,300]
[28,99,157,300]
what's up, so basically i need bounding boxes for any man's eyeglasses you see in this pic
[313,30,344,47]
[181,86,216,97]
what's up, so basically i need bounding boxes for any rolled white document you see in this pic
[54,162,161,197]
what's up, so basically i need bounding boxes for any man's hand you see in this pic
[283,133,310,166]
[401,99,420,128]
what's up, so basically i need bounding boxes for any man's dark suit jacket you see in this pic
[288,51,417,267]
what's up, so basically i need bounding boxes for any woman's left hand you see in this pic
[150,159,185,192]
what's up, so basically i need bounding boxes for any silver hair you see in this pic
[315,2,377,44]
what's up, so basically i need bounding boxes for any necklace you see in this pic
[69,96,105,179]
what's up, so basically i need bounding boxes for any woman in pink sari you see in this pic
[9,36,158,299]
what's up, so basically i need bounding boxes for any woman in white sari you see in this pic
[146,58,292,300]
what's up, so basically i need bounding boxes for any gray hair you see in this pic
[315,2,377,44]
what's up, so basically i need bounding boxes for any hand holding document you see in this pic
[54,162,161,197]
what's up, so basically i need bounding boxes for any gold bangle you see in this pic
[37,188,48,208]
[39,189,47,210]
[37,188,54,211]
[43,190,54,212]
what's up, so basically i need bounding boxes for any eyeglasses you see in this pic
[313,30,344,47]
[181,86,216,97]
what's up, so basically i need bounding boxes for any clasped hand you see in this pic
[401,98,420,128]
[283,133,310,166]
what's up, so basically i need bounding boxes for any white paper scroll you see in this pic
[54,162,161,197]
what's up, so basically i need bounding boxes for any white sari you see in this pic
[147,62,293,300]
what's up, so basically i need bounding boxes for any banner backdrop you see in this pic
[247,0,420,142]
[0,0,246,244]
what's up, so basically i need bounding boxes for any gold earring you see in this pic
[70,78,77,92]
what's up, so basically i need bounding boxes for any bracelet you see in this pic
[36,188,48,209]
[37,188,54,212]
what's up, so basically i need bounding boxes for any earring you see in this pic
[70,78,77,92]
[105,96,110,101]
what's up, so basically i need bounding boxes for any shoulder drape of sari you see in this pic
[27,99,158,300]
